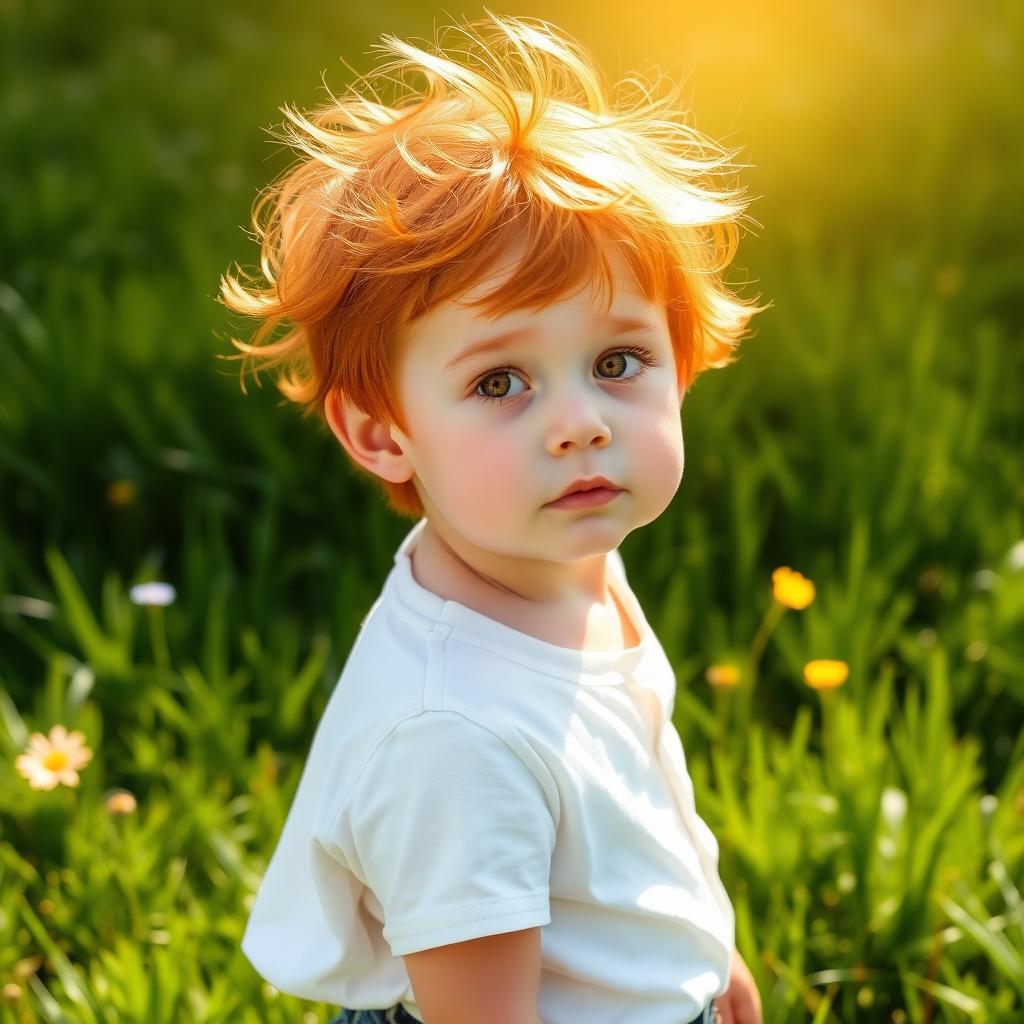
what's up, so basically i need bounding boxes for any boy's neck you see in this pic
[416,518,614,610]
[409,519,641,652]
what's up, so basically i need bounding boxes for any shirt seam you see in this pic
[325,706,561,839]
[322,696,425,838]
[440,629,659,687]
[386,892,550,943]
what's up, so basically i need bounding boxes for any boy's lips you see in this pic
[545,487,622,510]
[547,475,621,503]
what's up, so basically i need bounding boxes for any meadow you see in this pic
[1,1,1022,1022]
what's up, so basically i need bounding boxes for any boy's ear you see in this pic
[324,389,414,485]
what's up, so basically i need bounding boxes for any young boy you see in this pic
[220,13,766,1024]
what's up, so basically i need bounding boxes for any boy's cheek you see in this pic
[642,424,686,511]
[431,436,535,521]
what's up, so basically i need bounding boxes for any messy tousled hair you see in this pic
[217,10,767,520]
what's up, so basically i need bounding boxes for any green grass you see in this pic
[1,1,1022,1021]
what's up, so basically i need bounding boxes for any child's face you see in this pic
[385,238,686,564]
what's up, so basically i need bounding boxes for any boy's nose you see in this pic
[548,393,610,450]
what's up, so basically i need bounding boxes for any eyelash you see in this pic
[470,345,659,406]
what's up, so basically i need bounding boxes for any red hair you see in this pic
[217,12,767,519]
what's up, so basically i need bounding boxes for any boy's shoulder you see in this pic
[307,576,566,846]
[305,567,539,790]
[323,567,560,724]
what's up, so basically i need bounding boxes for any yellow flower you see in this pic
[14,725,93,791]
[772,567,815,609]
[106,790,138,815]
[803,659,849,690]
[106,479,137,507]
[706,664,740,688]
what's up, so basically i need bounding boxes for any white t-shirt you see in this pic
[241,517,735,1023]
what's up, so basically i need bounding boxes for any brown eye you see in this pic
[468,366,524,401]
[597,352,628,378]
[478,371,519,400]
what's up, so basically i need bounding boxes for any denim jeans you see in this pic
[328,1009,420,1024]
[327,999,721,1023]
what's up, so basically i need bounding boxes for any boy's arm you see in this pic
[403,926,543,1024]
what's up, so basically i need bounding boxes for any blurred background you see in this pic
[1,1,1022,1021]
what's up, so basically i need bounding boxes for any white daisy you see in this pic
[15,724,93,791]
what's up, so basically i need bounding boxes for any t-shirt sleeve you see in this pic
[327,711,557,957]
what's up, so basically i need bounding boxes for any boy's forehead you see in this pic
[456,235,642,306]
[409,241,658,352]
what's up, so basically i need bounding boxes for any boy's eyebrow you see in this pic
[443,315,661,372]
